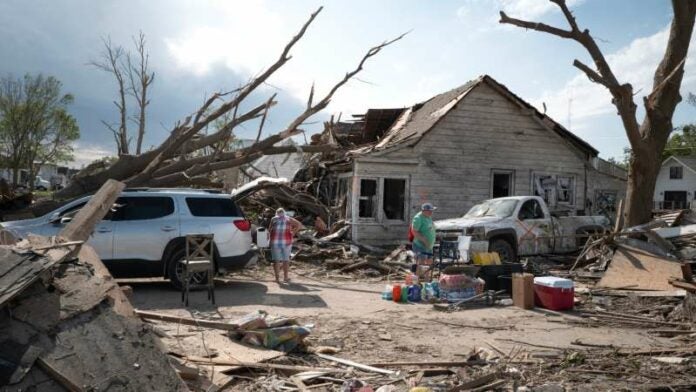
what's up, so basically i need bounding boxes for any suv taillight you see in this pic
[233,219,251,231]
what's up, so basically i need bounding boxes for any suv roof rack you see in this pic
[123,187,224,194]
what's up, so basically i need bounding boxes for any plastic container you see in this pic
[408,285,421,302]
[256,227,269,248]
[400,285,409,303]
[381,285,393,300]
[534,276,574,310]
[392,285,401,303]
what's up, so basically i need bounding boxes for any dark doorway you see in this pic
[492,172,513,198]
[664,191,687,209]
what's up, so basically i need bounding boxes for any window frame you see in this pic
[490,169,515,198]
[382,177,408,222]
[357,178,379,221]
[531,172,577,207]
[670,166,684,180]
[353,175,410,224]
[556,176,575,205]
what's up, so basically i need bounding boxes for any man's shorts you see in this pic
[271,245,292,262]
[412,242,434,261]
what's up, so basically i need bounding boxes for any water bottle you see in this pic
[392,285,401,303]
[409,285,421,302]
[400,285,408,303]
[381,285,392,300]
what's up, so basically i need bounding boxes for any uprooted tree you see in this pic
[500,0,696,226]
[57,7,402,200]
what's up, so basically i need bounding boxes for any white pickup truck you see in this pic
[434,196,610,263]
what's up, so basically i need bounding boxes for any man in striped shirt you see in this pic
[268,208,303,283]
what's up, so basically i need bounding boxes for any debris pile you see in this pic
[571,208,696,312]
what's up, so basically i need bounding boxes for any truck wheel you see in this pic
[489,239,516,263]
[166,247,208,290]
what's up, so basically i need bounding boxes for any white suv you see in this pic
[2,188,256,288]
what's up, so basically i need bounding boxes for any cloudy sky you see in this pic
[1,0,694,167]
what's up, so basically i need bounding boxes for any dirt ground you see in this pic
[123,262,695,391]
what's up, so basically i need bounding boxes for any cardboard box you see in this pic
[512,273,534,309]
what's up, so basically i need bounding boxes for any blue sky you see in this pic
[1,0,694,167]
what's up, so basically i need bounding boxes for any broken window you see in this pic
[492,170,513,198]
[670,166,683,179]
[382,178,406,220]
[556,176,575,204]
[532,173,576,206]
[358,179,377,218]
[533,174,555,204]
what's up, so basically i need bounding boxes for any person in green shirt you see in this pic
[412,202,437,281]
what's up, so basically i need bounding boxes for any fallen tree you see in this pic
[57,7,402,200]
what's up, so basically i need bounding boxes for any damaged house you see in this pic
[312,75,626,245]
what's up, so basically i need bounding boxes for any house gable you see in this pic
[654,155,696,207]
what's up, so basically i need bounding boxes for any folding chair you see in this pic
[436,240,460,277]
[180,234,215,306]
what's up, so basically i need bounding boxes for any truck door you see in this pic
[515,199,552,255]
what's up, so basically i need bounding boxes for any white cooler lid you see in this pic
[534,276,574,288]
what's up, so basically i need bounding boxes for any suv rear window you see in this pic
[186,197,242,217]
[113,197,175,221]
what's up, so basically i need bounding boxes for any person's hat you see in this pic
[421,203,437,211]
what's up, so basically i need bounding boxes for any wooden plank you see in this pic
[370,360,485,368]
[59,179,125,242]
[36,357,83,392]
[669,279,696,292]
[315,353,396,375]
[135,309,241,331]
[614,199,624,232]
[182,355,347,374]
[597,246,684,291]
[451,372,499,391]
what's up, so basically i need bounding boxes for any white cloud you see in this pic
[163,1,404,118]
[456,0,586,32]
[534,24,696,127]
[498,0,585,21]
[70,142,113,168]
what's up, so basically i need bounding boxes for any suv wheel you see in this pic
[489,238,516,263]
[167,247,209,290]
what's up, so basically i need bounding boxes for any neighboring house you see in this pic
[321,75,627,245]
[241,139,309,183]
[220,138,310,190]
[0,161,76,188]
[653,155,696,210]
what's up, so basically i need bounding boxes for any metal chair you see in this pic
[436,240,461,276]
[180,234,215,306]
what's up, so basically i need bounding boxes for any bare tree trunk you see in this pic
[91,37,130,155]
[128,31,154,155]
[624,149,661,226]
[500,0,696,226]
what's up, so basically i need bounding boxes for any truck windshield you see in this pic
[464,199,518,218]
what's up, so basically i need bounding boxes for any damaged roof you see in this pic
[355,75,598,158]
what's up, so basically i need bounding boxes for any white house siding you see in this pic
[653,157,696,208]
[408,83,587,220]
